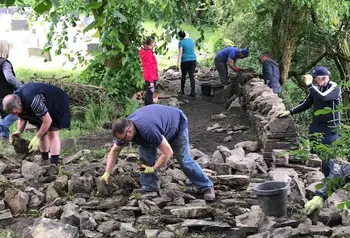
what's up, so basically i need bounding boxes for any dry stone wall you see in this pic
[228,73,299,161]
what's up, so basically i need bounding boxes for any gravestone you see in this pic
[11,19,28,31]
[0,8,7,15]
[87,43,99,53]
[28,47,52,61]
[7,7,18,15]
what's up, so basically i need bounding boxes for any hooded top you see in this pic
[139,46,158,83]
[262,58,281,93]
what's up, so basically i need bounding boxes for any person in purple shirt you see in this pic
[100,104,215,201]
[0,39,21,141]
[215,47,249,85]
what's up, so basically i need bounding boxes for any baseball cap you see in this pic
[311,66,330,77]
[240,48,249,57]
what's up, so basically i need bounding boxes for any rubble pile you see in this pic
[0,137,348,238]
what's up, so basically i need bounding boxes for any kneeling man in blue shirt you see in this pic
[100,104,215,201]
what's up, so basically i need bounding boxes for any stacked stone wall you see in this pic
[228,73,298,160]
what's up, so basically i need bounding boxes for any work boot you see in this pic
[203,187,215,201]
[189,92,196,97]
[178,90,184,95]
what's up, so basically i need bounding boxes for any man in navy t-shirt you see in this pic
[215,47,249,85]
[100,104,215,201]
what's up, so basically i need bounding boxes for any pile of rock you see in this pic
[229,74,299,163]
[0,135,348,237]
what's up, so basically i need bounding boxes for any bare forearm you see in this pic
[227,61,236,70]
[177,53,182,66]
[17,119,27,132]
[106,149,120,173]
[154,153,171,170]
[37,121,51,138]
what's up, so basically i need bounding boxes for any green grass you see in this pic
[15,67,82,82]
[91,147,108,159]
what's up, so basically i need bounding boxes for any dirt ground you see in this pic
[77,130,114,150]
[179,95,257,155]
[77,78,258,157]
[172,78,258,155]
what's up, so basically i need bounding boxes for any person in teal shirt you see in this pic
[177,31,197,97]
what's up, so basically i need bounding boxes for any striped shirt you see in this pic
[2,61,22,88]
[30,94,48,118]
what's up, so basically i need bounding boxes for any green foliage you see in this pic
[79,59,144,99]
[91,148,108,159]
[290,104,350,198]
[123,98,140,117]
[72,101,111,130]
[20,209,42,218]
[16,0,207,103]
[0,229,20,238]
[0,0,34,7]
[282,80,312,131]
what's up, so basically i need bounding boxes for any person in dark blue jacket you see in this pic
[214,47,249,85]
[258,53,281,96]
[304,164,350,215]
[3,83,70,166]
[278,66,341,178]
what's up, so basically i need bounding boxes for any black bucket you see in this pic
[253,181,289,217]
[200,83,211,96]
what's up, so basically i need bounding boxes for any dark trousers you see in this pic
[180,60,196,93]
[309,123,339,178]
[214,57,228,85]
[144,80,157,106]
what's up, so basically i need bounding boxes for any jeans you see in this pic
[144,80,157,106]
[0,114,18,139]
[180,60,196,94]
[309,123,339,178]
[214,57,228,85]
[138,128,213,192]
[316,164,350,199]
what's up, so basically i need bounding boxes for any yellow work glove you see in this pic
[139,165,155,174]
[278,110,291,118]
[100,171,110,185]
[303,74,313,86]
[9,130,21,145]
[304,196,324,215]
[28,136,40,153]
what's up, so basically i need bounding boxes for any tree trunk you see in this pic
[270,0,308,84]
[335,32,350,122]
[270,4,283,61]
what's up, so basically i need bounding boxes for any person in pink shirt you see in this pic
[139,36,158,105]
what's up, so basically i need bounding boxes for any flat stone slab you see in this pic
[170,206,214,218]
[181,219,231,231]
[216,175,250,187]
[30,218,78,238]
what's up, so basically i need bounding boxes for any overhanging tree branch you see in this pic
[288,51,328,93]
